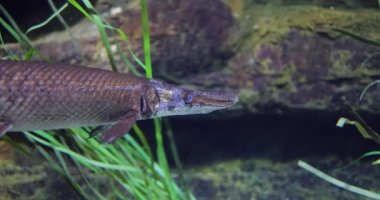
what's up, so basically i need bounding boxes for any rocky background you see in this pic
[1,0,380,199]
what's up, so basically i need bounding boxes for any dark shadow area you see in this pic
[141,110,380,166]
[7,110,380,167]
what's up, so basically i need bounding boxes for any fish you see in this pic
[0,60,238,143]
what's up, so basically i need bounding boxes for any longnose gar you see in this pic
[0,60,238,143]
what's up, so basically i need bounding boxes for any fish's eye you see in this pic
[140,96,146,113]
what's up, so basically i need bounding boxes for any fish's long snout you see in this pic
[149,79,239,117]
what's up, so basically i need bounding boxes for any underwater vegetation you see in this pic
[297,7,380,199]
[0,0,195,199]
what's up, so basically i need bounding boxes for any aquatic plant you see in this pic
[333,24,380,147]
[0,0,193,199]
[297,19,380,200]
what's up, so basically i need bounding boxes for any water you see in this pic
[1,0,380,199]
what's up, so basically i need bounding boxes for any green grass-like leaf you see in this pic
[47,0,82,56]
[140,0,152,79]
[67,0,140,74]
[25,3,69,35]
[26,129,185,199]
[0,5,39,59]
[0,0,193,199]
[0,4,33,47]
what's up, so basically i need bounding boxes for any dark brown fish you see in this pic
[0,60,238,143]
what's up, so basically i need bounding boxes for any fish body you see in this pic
[0,60,238,142]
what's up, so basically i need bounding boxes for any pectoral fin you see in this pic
[88,125,111,139]
[101,112,138,143]
[0,122,12,137]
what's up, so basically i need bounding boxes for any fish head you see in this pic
[146,79,239,118]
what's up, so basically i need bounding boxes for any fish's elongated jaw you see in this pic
[148,80,239,118]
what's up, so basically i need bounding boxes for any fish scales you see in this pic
[0,61,145,131]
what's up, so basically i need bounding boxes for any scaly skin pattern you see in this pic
[0,61,153,131]
[0,60,238,142]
